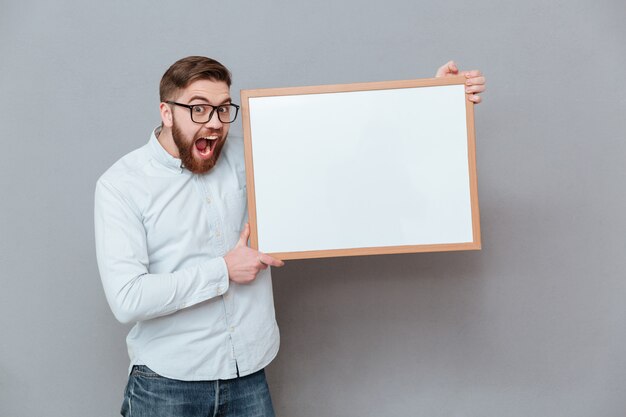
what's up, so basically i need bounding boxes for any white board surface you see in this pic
[242,78,480,259]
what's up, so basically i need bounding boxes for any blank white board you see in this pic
[241,76,480,260]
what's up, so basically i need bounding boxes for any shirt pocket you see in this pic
[222,187,248,246]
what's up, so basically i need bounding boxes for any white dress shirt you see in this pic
[94,128,279,381]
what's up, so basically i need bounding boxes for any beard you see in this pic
[171,119,227,174]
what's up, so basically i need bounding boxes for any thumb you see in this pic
[435,60,458,78]
[236,223,250,247]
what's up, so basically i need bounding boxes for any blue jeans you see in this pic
[121,365,275,417]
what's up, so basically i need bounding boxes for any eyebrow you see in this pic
[187,95,232,105]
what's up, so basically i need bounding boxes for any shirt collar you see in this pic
[149,126,184,174]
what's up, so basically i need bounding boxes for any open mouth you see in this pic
[194,135,220,159]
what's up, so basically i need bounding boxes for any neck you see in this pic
[157,126,180,158]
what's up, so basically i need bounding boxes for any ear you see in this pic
[159,102,174,128]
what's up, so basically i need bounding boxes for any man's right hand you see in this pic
[224,223,285,284]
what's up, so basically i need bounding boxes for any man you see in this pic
[95,56,485,416]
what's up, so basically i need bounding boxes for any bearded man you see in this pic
[94,56,485,416]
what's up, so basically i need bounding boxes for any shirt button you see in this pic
[206,197,212,204]
[216,230,222,238]
[229,326,235,333]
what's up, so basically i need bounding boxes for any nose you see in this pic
[204,111,223,129]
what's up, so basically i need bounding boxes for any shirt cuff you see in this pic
[216,256,230,296]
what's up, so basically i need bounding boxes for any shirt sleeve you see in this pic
[94,179,230,324]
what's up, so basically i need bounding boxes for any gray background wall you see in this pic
[1,1,625,416]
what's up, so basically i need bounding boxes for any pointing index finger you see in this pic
[258,253,285,268]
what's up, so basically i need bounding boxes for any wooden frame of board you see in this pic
[241,76,480,260]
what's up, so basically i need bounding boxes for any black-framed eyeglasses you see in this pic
[166,101,240,124]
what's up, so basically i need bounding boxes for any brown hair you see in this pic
[159,56,232,102]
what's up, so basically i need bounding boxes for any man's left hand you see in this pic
[435,60,485,104]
